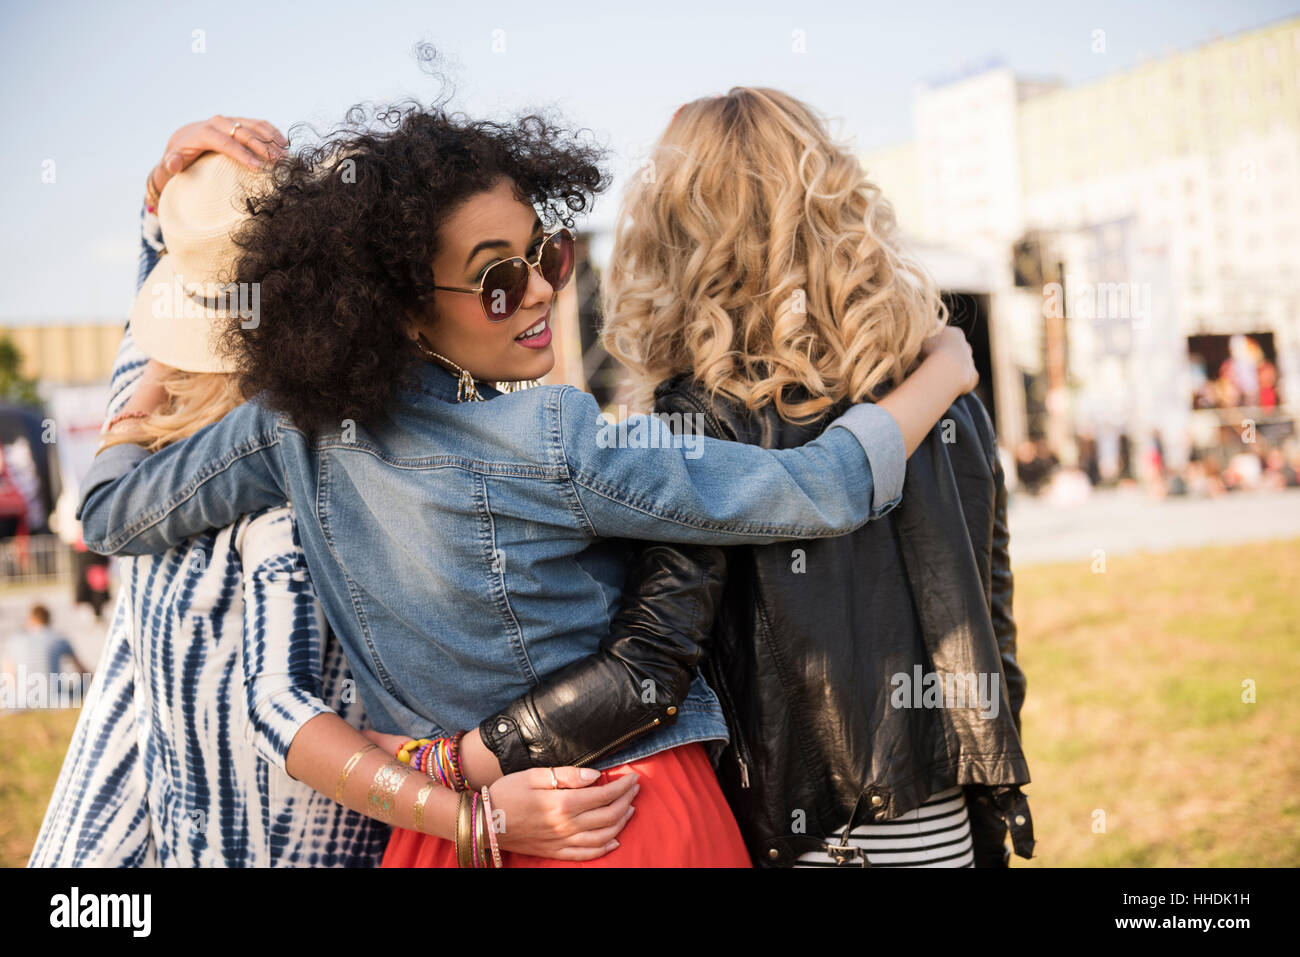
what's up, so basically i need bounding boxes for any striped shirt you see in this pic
[793,786,975,868]
[27,205,389,867]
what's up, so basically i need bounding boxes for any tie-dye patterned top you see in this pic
[27,204,390,867]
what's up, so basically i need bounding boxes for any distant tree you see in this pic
[0,335,42,407]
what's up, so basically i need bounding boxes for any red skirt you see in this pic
[381,742,752,867]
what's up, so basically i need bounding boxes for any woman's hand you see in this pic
[99,359,175,448]
[147,115,289,202]
[361,730,637,860]
[919,324,979,396]
[488,767,639,861]
[878,324,980,457]
[127,359,174,412]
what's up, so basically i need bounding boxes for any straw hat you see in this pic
[129,153,269,373]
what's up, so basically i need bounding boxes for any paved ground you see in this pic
[1007,486,1300,566]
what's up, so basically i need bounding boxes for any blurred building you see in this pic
[6,322,122,386]
[0,321,118,543]
[863,17,1300,479]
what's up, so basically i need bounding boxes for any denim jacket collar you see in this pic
[406,355,504,405]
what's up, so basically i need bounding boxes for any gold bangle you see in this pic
[412,782,435,833]
[473,793,489,868]
[455,791,473,868]
[367,760,406,823]
[335,743,378,804]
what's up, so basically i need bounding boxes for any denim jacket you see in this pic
[77,362,906,769]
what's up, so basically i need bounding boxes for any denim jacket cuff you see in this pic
[76,443,149,520]
[826,403,906,517]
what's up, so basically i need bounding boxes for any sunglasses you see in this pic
[433,228,576,322]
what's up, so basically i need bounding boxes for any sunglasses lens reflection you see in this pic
[481,258,530,320]
[541,230,575,291]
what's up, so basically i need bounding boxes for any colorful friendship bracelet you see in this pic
[393,736,500,865]
[396,734,470,791]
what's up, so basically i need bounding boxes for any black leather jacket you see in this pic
[480,376,1034,867]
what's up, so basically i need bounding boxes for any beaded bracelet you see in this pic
[395,735,469,791]
[397,738,431,766]
[449,730,468,790]
[412,741,433,773]
[105,410,150,432]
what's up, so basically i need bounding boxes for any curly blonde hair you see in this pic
[99,370,242,454]
[601,87,947,421]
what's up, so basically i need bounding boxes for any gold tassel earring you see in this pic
[414,337,485,403]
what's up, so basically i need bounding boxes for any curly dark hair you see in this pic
[223,98,608,432]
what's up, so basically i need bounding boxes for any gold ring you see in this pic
[229,122,242,138]
[549,768,559,790]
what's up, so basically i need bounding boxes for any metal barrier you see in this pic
[0,535,76,586]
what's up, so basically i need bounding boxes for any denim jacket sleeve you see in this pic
[76,400,289,555]
[557,386,906,544]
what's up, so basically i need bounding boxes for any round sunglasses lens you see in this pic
[481,258,529,320]
[540,230,575,291]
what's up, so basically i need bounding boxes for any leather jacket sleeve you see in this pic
[990,437,1026,736]
[967,405,1032,865]
[479,388,731,775]
[479,542,726,773]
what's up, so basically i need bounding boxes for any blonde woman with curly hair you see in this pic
[598,88,1035,868]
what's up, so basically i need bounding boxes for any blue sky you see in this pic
[2,0,1296,321]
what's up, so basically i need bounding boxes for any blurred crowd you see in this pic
[1192,335,1281,411]
[1014,430,1300,502]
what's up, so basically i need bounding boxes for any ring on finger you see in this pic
[229,121,242,138]
[549,768,559,790]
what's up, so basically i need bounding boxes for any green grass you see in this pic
[2,537,1298,867]
[0,707,81,868]
[1012,537,1300,867]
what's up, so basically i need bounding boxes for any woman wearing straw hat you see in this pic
[28,117,392,866]
[32,118,643,867]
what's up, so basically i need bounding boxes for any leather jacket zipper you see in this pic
[571,715,662,768]
[704,658,753,788]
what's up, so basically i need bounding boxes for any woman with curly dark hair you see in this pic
[77,99,979,867]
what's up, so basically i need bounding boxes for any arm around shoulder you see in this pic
[77,400,289,555]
